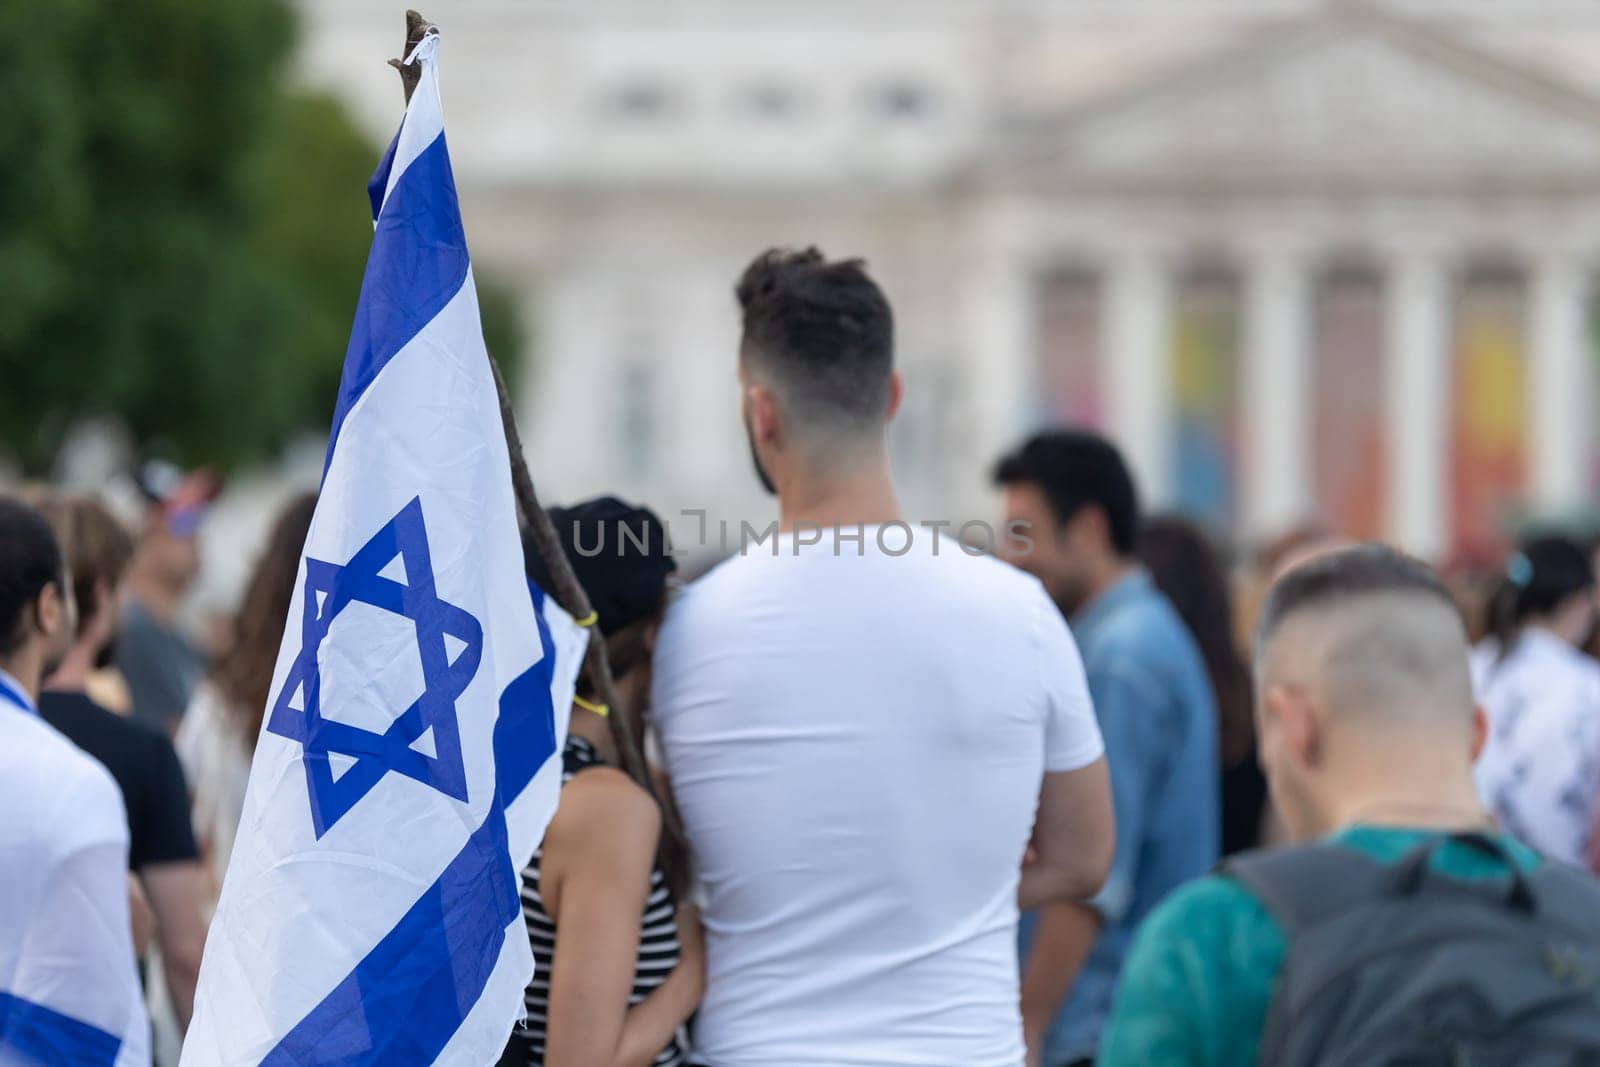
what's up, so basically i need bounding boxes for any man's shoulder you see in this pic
[660,552,751,632]
[885,542,1058,615]
[2,708,114,782]
[0,712,127,849]
[1093,581,1188,649]
[41,689,164,747]
[1102,870,1284,1067]
[1144,869,1279,944]
[1087,588,1208,688]
[1125,869,1286,1014]
[670,538,1053,620]
[946,543,1055,594]
[41,689,172,780]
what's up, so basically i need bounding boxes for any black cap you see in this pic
[523,496,676,636]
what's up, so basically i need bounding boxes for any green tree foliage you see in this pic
[0,0,522,472]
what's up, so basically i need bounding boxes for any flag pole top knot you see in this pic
[403,28,440,66]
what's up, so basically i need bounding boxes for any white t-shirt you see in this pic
[176,682,254,899]
[652,526,1103,1067]
[1472,629,1600,867]
[0,682,150,1066]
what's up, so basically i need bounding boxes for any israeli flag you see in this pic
[183,34,586,1065]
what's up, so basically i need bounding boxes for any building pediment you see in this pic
[998,5,1600,194]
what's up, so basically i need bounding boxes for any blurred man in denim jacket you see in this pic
[996,431,1219,1067]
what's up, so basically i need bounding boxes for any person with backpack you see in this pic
[1099,544,1600,1066]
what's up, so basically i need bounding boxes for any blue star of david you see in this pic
[267,496,483,838]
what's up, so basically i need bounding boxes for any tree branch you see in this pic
[386,10,432,105]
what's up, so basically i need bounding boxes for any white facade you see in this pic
[297,1,1600,556]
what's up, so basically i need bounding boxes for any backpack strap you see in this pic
[1219,843,1391,937]
[1524,861,1600,941]
[1224,843,1432,1067]
[1383,831,1538,912]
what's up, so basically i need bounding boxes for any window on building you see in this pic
[1588,296,1600,498]
[1033,267,1105,430]
[873,81,934,120]
[1169,263,1242,530]
[619,361,658,479]
[1450,264,1528,555]
[1313,263,1387,540]
[741,83,800,120]
[606,80,677,119]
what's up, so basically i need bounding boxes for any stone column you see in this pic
[1104,249,1174,506]
[964,250,1036,504]
[670,265,739,492]
[522,268,612,501]
[1528,253,1592,513]
[1241,243,1314,538]
[1384,251,1453,559]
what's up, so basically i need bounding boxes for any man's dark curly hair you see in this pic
[735,246,894,432]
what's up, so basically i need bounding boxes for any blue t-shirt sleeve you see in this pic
[1099,874,1284,1067]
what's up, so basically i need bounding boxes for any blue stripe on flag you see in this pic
[262,581,560,1063]
[367,130,401,223]
[263,808,521,1065]
[0,991,121,1067]
[324,132,471,478]
[496,580,559,805]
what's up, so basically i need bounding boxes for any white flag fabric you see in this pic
[0,672,150,1067]
[183,35,586,1065]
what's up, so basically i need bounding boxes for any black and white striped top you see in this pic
[510,736,688,1067]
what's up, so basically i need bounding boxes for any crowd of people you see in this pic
[3,247,1600,1066]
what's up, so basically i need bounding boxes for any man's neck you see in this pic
[0,652,41,704]
[776,454,901,534]
[1317,760,1487,837]
[1076,558,1138,617]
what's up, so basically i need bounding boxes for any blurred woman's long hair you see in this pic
[1137,515,1255,770]
[1487,534,1595,666]
[580,602,691,899]
[210,492,317,750]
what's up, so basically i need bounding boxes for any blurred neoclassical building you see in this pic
[299,0,1600,558]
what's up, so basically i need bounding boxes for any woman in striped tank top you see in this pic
[500,497,700,1067]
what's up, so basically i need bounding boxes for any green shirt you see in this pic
[1097,825,1542,1067]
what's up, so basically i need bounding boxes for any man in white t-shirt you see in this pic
[0,497,149,1067]
[652,248,1113,1067]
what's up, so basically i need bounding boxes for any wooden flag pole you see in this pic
[387,11,656,798]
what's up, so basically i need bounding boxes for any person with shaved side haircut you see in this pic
[1099,544,1600,1067]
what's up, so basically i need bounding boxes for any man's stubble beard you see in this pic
[744,418,777,497]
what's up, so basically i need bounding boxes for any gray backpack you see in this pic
[1224,832,1600,1066]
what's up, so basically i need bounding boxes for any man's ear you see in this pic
[1262,681,1319,769]
[35,582,64,641]
[1064,505,1110,554]
[1469,704,1489,764]
[884,370,903,422]
[747,385,781,447]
